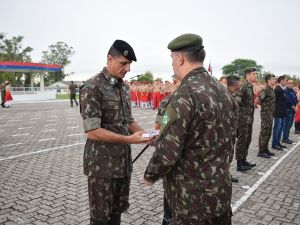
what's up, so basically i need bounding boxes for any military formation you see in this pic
[79,33,289,225]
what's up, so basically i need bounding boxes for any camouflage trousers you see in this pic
[235,122,253,160]
[87,176,130,222]
[259,114,273,152]
[70,94,78,106]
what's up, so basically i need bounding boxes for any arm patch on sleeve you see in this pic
[159,104,178,136]
[82,83,96,90]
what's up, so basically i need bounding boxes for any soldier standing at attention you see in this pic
[235,67,257,171]
[153,79,161,110]
[256,74,276,158]
[148,82,154,108]
[1,82,6,108]
[170,80,178,93]
[160,81,166,104]
[136,81,141,107]
[165,81,171,97]
[80,40,151,225]
[226,75,240,183]
[130,82,137,107]
[68,81,78,107]
[143,33,235,224]
[140,81,149,108]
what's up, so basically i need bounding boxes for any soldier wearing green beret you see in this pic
[226,75,240,183]
[143,33,236,224]
[79,40,152,225]
[256,74,276,158]
[235,67,257,171]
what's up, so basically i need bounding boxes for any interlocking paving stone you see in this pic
[0,102,300,224]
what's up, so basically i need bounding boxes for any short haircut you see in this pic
[244,71,253,78]
[287,78,293,83]
[71,81,73,83]
[277,76,286,84]
[227,78,239,87]
[265,76,272,84]
[107,47,121,60]
[177,49,206,64]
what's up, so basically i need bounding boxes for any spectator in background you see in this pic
[4,82,13,108]
[272,76,287,150]
[282,78,298,144]
[294,85,300,134]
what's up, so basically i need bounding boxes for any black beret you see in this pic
[111,40,137,62]
[226,75,240,80]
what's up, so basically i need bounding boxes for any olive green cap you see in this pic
[265,73,275,78]
[244,67,257,74]
[167,33,204,52]
[226,75,240,80]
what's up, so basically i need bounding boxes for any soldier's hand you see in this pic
[126,131,151,144]
[147,135,157,146]
[143,175,154,186]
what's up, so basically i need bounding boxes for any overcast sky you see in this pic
[1,0,300,81]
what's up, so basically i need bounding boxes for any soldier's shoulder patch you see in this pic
[161,98,169,104]
[159,104,178,135]
[82,83,96,90]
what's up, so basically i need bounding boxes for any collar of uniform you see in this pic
[180,67,207,86]
[245,79,253,88]
[102,67,123,87]
[227,87,234,95]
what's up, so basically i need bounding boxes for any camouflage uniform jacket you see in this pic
[80,67,134,178]
[155,94,173,124]
[256,85,276,116]
[69,83,77,95]
[235,80,254,124]
[144,67,235,221]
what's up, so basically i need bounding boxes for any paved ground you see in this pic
[0,101,299,224]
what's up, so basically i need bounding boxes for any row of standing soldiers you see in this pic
[126,79,180,109]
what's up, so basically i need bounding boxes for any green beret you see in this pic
[226,75,240,80]
[265,73,275,78]
[167,33,204,52]
[244,67,257,74]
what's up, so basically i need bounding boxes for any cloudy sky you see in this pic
[1,0,300,81]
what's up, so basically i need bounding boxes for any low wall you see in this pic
[11,91,57,102]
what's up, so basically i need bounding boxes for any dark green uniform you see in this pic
[227,88,239,163]
[144,67,235,224]
[69,83,78,106]
[235,80,254,160]
[256,85,276,152]
[79,68,134,222]
[1,84,6,105]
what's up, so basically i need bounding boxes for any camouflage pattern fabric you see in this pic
[226,88,239,163]
[235,80,254,160]
[80,67,134,178]
[70,93,78,106]
[88,176,130,222]
[144,67,235,224]
[155,94,173,124]
[256,85,276,152]
[1,84,6,103]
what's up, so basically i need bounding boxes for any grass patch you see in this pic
[56,94,79,99]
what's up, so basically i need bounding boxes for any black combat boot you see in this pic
[264,149,275,156]
[295,121,300,134]
[90,218,107,225]
[244,158,256,168]
[257,151,270,158]
[1,102,4,108]
[107,214,121,225]
[237,160,251,172]
[231,175,239,183]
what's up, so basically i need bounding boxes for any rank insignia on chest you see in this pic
[106,91,115,97]
[125,89,130,95]
[110,78,115,85]
[162,112,170,128]
[106,113,113,121]
[104,84,113,91]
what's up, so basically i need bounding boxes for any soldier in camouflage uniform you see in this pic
[1,82,6,108]
[256,74,276,158]
[143,33,236,225]
[235,67,257,172]
[80,40,151,225]
[226,75,240,183]
[68,81,78,107]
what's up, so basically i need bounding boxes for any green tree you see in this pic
[156,78,163,82]
[0,33,34,84]
[138,70,154,83]
[222,59,264,78]
[41,42,75,84]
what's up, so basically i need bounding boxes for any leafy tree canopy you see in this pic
[222,59,264,78]
[41,42,75,84]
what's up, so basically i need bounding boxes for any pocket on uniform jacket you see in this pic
[101,100,119,123]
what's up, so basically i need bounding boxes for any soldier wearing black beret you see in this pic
[80,40,151,225]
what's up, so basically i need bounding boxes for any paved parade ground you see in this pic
[0,101,300,225]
